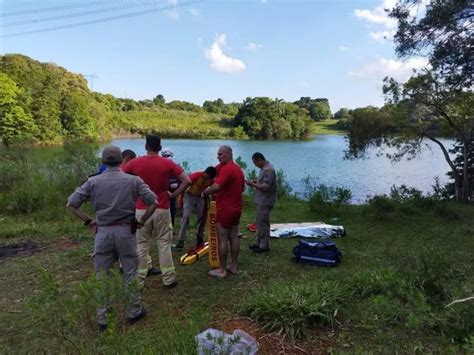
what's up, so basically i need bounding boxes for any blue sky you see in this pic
[0,0,429,111]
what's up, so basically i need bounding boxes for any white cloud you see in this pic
[204,34,246,74]
[246,42,263,51]
[189,8,199,16]
[338,45,351,52]
[369,30,396,42]
[348,57,429,82]
[354,0,397,29]
[167,0,180,20]
[355,0,431,42]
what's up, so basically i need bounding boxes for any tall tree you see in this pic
[0,73,38,145]
[346,0,474,201]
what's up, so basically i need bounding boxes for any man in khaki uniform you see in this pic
[246,152,276,253]
[66,146,157,331]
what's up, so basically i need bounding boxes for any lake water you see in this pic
[108,135,453,203]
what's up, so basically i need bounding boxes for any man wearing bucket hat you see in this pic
[66,145,157,331]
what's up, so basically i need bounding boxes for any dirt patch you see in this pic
[0,242,38,259]
[212,317,336,354]
[55,236,80,251]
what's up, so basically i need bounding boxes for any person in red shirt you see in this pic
[202,145,245,278]
[122,135,191,287]
[176,166,217,249]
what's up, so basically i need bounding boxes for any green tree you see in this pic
[346,0,474,201]
[153,94,166,106]
[334,108,350,120]
[167,100,202,112]
[60,90,99,141]
[0,73,38,145]
[234,97,310,139]
[294,97,332,121]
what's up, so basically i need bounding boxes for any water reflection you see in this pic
[107,135,453,203]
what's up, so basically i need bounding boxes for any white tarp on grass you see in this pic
[269,222,345,239]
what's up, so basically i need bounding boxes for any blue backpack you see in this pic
[293,240,342,267]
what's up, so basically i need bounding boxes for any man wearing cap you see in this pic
[66,146,157,331]
[122,135,191,288]
[161,148,180,228]
[98,149,137,173]
[202,145,245,278]
[246,152,276,253]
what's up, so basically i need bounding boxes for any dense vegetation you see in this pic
[0,146,472,353]
[233,97,312,139]
[0,54,338,144]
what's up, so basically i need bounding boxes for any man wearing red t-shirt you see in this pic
[202,145,245,278]
[122,135,191,287]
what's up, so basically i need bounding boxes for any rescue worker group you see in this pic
[66,135,277,330]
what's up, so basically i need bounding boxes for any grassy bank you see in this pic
[118,109,346,139]
[1,201,473,352]
[0,148,472,353]
[311,119,346,135]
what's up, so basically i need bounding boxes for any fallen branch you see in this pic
[445,296,474,308]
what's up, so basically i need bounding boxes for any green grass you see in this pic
[311,119,346,135]
[1,195,473,353]
[122,108,236,139]
[117,110,347,139]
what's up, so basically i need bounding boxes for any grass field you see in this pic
[1,195,473,353]
[118,109,346,139]
[311,119,346,135]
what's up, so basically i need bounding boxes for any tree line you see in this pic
[0,54,336,144]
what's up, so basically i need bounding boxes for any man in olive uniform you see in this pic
[66,146,157,331]
[245,152,276,253]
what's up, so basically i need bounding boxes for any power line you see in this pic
[1,1,202,38]
[3,1,170,27]
[2,0,128,17]
[84,74,98,89]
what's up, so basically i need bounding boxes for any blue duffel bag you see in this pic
[293,239,342,266]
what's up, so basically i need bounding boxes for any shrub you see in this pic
[275,168,292,199]
[389,185,423,203]
[241,282,347,340]
[303,176,352,216]
[0,144,97,217]
[364,195,396,219]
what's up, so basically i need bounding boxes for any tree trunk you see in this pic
[424,133,462,201]
[462,143,469,202]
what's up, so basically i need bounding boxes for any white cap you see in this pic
[161,147,174,158]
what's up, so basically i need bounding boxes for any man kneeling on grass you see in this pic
[66,146,157,331]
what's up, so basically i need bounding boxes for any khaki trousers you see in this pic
[94,225,143,325]
[136,208,176,286]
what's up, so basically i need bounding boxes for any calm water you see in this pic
[107,135,452,203]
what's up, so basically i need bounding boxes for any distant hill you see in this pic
[0,54,333,145]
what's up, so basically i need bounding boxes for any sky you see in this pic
[0,0,430,112]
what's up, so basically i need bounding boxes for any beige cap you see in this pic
[101,145,123,164]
